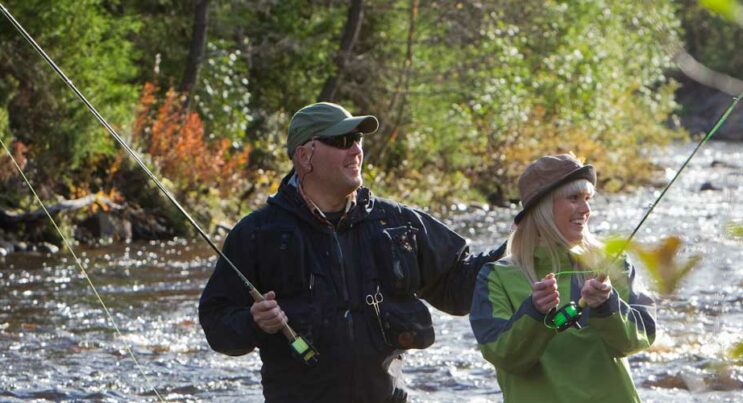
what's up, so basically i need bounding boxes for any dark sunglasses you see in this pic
[315,132,363,149]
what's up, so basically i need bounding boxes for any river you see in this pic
[1,141,742,402]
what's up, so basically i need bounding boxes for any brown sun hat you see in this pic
[514,153,596,224]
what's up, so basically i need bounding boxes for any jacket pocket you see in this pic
[256,224,307,297]
[374,225,420,295]
[378,297,435,350]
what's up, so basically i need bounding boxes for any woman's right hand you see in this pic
[532,273,560,315]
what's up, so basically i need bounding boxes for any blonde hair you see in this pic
[507,179,601,284]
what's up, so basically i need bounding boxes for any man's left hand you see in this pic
[580,277,612,308]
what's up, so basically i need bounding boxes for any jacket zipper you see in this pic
[332,231,353,341]
[331,225,356,401]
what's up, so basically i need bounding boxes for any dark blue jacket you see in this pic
[199,174,500,402]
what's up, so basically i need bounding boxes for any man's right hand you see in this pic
[250,291,288,334]
[532,273,560,315]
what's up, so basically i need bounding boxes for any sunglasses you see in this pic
[315,132,363,149]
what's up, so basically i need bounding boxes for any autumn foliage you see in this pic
[0,141,28,181]
[132,83,250,194]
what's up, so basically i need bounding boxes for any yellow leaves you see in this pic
[730,342,743,360]
[573,238,627,281]
[724,221,743,238]
[627,235,702,296]
[728,342,743,360]
[574,235,701,296]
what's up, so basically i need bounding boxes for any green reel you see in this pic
[545,301,583,332]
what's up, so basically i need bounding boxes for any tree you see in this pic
[179,0,210,107]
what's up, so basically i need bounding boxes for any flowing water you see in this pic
[1,141,742,402]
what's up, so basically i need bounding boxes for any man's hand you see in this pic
[250,291,288,334]
[532,273,560,315]
[580,277,612,308]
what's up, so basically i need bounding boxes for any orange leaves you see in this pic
[132,83,250,194]
[0,141,29,181]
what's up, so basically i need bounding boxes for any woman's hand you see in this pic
[580,277,612,308]
[532,273,560,315]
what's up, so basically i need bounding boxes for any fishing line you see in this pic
[0,138,165,401]
[0,2,316,364]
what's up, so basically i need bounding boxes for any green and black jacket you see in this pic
[469,247,656,403]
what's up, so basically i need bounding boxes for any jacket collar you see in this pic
[268,170,375,231]
[534,245,575,278]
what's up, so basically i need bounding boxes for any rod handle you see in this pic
[248,288,298,340]
[578,273,608,308]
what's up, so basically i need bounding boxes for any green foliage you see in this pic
[679,0,743,79]
[194,41,252,141]
[345,0,684,206]
[213,0,346,113]
[725,221,743,238]
[699,0,742,22]
[0,0,729,241]
[731,341,743,359]
[119,0,193,86]
[0,0,139,172]
[0,108,8,144]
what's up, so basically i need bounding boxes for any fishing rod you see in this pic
[0,138,166,401]
[0,3,318,365]
[547,89,743,332]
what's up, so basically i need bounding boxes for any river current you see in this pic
[1,141,742,402]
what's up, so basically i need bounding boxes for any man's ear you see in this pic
[294,142,315,172]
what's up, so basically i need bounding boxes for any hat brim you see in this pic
[316,115,379,138]
[514,165,596,224]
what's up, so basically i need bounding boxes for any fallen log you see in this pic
[0,194,123,225]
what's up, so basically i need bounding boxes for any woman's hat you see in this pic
[514,153,596,224]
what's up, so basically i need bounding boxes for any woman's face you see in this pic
[552,188,592,245]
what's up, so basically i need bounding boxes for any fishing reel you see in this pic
[289,335,319,367]
[545,301,583,332]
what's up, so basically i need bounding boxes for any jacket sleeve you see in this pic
[469,263,556,374]
[410,208,503,315]
[198,219,266,356]
[588,260,656,357]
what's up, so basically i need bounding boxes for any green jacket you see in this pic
[469,248,655,403]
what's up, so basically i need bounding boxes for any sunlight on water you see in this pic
[0,141,742,401]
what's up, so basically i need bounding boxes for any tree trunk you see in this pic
[317,0,364,102]
[374,0,418,162]
[179,0,210,106]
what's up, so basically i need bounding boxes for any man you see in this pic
[199,102,500,402]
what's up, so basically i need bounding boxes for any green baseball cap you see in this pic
[287,102,379,157]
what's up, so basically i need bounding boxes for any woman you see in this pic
[470,154,655,402]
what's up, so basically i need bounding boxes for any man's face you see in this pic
[306,133,364,196]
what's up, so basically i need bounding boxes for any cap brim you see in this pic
[514,165,596,224]
[316,115,379,138]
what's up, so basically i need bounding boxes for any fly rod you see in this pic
[556,90,743,330]
[0,2,317,365]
